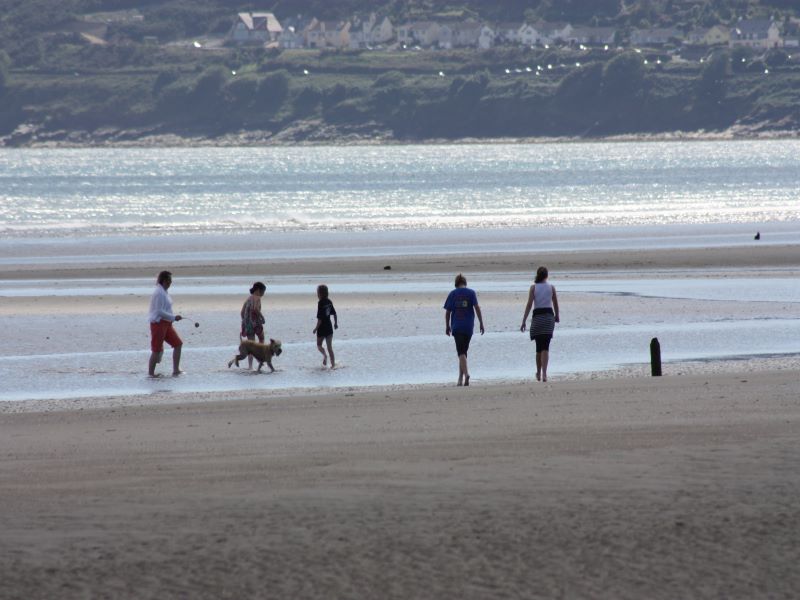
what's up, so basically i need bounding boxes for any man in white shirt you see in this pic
[148,271,183,376]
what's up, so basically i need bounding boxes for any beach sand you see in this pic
[2,244,799,598]
[1,373,799,599]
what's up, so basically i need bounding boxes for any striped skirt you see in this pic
[530,308,555,340]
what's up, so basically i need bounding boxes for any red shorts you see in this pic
[150,320,182,353]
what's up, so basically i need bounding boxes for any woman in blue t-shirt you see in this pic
[443,273,485,386]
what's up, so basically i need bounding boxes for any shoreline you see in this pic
[3,243,799,406]
[4,127,799,149]
[3,243,799,280]
[3,353,800,414]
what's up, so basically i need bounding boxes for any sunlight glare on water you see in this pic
[1,140,800,236]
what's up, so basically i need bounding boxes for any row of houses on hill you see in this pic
[228,12,799,51]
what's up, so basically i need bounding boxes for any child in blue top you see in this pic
[443,273,485,386]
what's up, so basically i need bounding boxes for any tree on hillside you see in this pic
[602,52,645,101]
[730,46,753,72]
[693,50,731,127]
[696,51,729,106]
[0,51,10,96]
[556,62,604,109]
[255,70,290,114]
[537,0,620,21]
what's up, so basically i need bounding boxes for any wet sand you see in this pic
[3,243,800,280]
[2,242,800,597]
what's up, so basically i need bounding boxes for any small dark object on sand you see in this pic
[754,232,761,240]
[194,322,200,328]
[384,265,391,270]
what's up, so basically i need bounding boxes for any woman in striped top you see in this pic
[240,281,267,369]
[520,266,560,382]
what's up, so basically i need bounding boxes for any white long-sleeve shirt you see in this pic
[148,284,175,323]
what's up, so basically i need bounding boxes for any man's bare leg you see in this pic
[148,351,163,377]
[172,345,183,376]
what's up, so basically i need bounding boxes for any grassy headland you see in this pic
[1,0,799,145]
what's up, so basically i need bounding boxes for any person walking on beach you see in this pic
[240,281,267,369]
[520,266,560,383]
[444,273,485,386]
[313,284,338,369]
[148,270,183,377]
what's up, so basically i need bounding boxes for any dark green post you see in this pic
[650,337,662,377]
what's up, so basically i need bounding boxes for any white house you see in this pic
[228,12,283,45]
[437,24,454,49]
[438,22,495,49]
[396,21,440,47]
[448,22,481,48]
[349,14,394,48]
[478,25,495,49]
[518,23,540,46]
[685,25,730,46]
[630,27,682,46]
[370,15,394,44]
[567,26,616,46]
[278,25,304,49]
[495,22,522,45]
[306,19,351,49]
[532,21,573,45]
[730,19,783,49]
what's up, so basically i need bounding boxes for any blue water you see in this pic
[2,141,800,236]
[1,141,800,403]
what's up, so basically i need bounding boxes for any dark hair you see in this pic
[317,284,329,298]
[250,281,266,295]
[535,266,549,284]
[454,273,467,287]
[157,270,172,285]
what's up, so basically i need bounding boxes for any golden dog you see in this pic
[228,338,283,372]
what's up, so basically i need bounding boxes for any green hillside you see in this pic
[1,1,798,145]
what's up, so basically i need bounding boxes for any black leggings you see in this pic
[534,334,552,353]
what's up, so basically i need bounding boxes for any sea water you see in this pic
[2,140,800,237]
[1,141,800,402]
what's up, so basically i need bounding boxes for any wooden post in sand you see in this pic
[650,337,662,377]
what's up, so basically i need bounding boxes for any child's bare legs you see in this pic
[325,335,335,369]
[317,336,328,366]
[458,354,469,386]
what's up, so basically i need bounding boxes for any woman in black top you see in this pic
[313,284,338,369]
